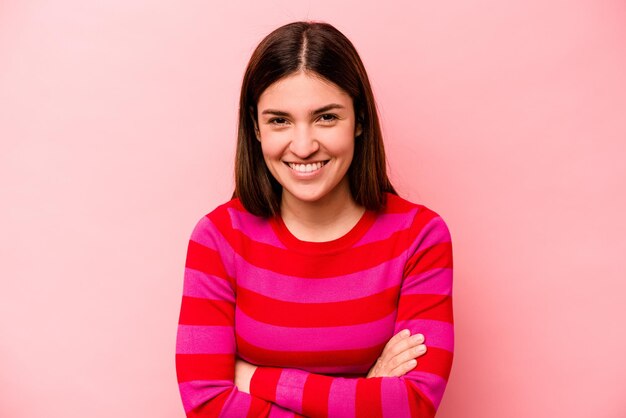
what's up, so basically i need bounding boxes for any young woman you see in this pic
[176,21,454,417]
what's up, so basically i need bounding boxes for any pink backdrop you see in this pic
[1,1,625,417]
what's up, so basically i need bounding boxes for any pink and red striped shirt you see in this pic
[176,193,454,417]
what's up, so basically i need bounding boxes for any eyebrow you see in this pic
[260,103,345,117]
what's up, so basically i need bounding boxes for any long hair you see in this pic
[234,21,396,217]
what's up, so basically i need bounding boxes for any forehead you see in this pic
[258,71,352,110]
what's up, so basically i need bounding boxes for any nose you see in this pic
[289,125,319,158]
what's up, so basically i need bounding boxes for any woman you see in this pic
[176,21,453,417]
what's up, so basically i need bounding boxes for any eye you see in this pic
[269,117,289,126]
[318,113,338,123]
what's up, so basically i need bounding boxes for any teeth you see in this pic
[288,161,325,173]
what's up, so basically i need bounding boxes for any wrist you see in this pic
[250,366,282,402]
[234,358,258,394]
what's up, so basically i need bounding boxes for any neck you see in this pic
[280,180,365,242]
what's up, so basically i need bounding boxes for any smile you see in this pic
[286,161,329,173]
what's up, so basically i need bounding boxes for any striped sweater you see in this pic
[176,193,454,417]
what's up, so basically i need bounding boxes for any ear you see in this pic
[250,107,261,141]
[355,111,364,138]
[253,121,261,141]
[355,121,363,138]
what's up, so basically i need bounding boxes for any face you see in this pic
[255,71,362,207]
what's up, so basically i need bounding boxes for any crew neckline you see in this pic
[269,209,377,253]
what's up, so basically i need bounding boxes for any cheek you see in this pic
[317,126,356,156]
[259,133,283,158]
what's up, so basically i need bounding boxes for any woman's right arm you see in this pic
[175,215,302,417]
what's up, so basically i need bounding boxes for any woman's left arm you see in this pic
[244,211,454,418]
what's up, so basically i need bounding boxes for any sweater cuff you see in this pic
[250,366,283,402]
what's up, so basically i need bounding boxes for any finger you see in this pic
[368,342,425,378]
[389,343,427,369]
[375,343,426,377]
[382,333,425,360]
[389,358,418,377]
[383,329,411,352]
[374,332,426,377]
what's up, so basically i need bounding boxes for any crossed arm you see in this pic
[234,329,427,393]
[177,294,433,417]
[176,211,453,417]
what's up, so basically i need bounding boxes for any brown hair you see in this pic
[233,21,396,217]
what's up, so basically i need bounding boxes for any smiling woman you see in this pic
[255,72,360,234]
[175,21,454,417]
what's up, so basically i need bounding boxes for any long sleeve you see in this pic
[248,212,454,418]
[175,214,303,417]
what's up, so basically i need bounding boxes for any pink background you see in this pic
[1,1,625,417]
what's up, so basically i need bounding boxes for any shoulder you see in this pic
[189,197,270,242]
[188,198,247,239]
[383,193,452,240]
[204,197,246,221]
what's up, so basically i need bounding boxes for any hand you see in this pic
[366,329,427,378]
[234,357,257,394]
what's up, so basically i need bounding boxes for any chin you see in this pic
[286,191,326,203]
[283,185,347,206]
